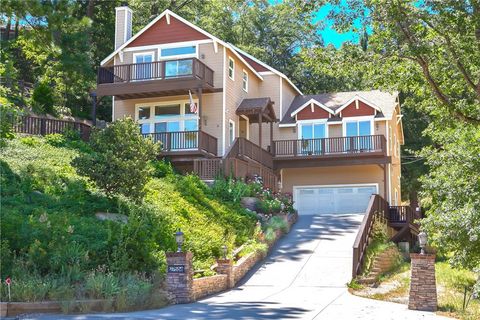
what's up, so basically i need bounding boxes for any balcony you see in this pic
[143,130,217,157]
[272,135,390,168]
[96,58,217,99]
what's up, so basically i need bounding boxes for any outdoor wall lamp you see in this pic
[221,244,228,259]
[418,231,428,255]
[175,229,184,252]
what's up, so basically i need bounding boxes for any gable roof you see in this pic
[228,43,303,95]
[280,90,399,125]
[290,99,334,117]
[101,9,263,80]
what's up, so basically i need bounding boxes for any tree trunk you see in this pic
[5,16,11,41]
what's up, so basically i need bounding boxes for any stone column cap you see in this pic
[410,253,436,260]
[166,251,193,258]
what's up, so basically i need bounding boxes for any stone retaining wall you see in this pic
[192,275,228,300]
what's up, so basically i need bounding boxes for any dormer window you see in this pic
[228,57,235,80]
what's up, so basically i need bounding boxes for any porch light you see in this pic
[222,245,228,259]
[175,229,184,252]
[418,231,428,255]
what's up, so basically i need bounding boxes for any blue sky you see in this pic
[315,3,361,47]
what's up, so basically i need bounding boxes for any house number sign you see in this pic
[168,265,185,273]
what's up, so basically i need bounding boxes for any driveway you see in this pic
[27,214,447,320]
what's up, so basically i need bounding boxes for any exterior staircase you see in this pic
[357,246,402,285]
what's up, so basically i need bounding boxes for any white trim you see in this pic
[278,123,296,128]
[111,96,115,121]
[290,99,334,117]
[123,40,213,52]
[229,43,303,95]
[213,41,218,53]
[166,12,170,24]
[133,51,155,62]
[134,99,199,133]
[334,95,382,114]
[342,116,375,137]
[388,164,392,203]
[157,43,198,60]
[242,69,248,92]
[222,46,227,155]
[228,119,236,146]
[297,120,328,139]
[279,77,283,121]
[228,57,235,80]
[101,10,263,81]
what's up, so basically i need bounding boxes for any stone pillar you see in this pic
[166,252,193,304]
[216,259,234,288]
[408,253,437,311]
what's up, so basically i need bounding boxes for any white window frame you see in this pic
[242,69,248,92]
[132,51,155,81]
[229,119,236,145]
[157,43,198,60]
[135,99,199,134]
[228,57,235,80]
[342,116,375,137]
[297,119,328,139]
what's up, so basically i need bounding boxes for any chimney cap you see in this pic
[115,6,133,12]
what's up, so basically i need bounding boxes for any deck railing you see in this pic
[226,137,274,169]
[143,130,217,155]
[272,135,386,158]
[352,194,389,278]
[388,206,413,223]
[97,58,214,87]
[12,115,91,141]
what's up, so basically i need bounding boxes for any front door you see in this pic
[239,117,248,139]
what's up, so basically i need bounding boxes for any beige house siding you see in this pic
[281,165,387,199]
[281,79,298,120]
[113,92,224,155]
[223,48,262,153]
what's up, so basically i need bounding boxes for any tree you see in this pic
[73,118,159,201]
[325,0,480,271]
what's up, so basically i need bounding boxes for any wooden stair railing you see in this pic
[352,194,389,278]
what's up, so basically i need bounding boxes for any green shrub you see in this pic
[73,118,159,200]
[257,198,282,214]
[210,177,250,203]
[0,98,22,146]
[151,159,175,178]
[31,81,55,114]
[85,268,120,299]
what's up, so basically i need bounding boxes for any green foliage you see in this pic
[0,135,258,303]
[31,81,55,114]
[210,177,251,203]
[263,216,288,242]
[73,118,159,200]
[257,198,282,214]
[0,97,21,146]
[151,159,175,178]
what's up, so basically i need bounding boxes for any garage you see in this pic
[293,184,378,215]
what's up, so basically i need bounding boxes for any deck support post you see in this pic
[90,91,97,127]
[196,87,202,131]
[258,112,262,148]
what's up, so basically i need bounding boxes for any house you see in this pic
[96,7,404,217]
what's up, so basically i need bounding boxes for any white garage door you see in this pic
[294,185,377,215]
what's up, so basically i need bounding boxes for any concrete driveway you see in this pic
[27,214,447,320]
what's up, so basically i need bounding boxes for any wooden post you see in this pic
[258,113,262,148]
[197,87,202,131]
[90,92,97,127]
[270,120,273,152]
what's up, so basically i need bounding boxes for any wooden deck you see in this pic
[143,130,218,157]
[96,58,218,99]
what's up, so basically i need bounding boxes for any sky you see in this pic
[315,3,361,48]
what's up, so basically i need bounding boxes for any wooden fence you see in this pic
[12,115,91,141]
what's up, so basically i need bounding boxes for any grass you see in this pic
[352,260,480,320]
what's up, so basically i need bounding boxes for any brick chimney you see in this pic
[115,6,133,49]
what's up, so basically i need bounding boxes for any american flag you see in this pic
[188,90,198,114]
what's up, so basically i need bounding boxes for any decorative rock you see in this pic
[240,197,259,211]
[95,212,128,224]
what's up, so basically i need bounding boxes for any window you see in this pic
[298,122,326,155]
[160,46,196,58]
[344,118,373,151]
[136,101,198,136]
[242,70,248,92]
[229,120,235,145]
[133,53,154,80]
[228,57,235,80]
[165,59,193,77]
